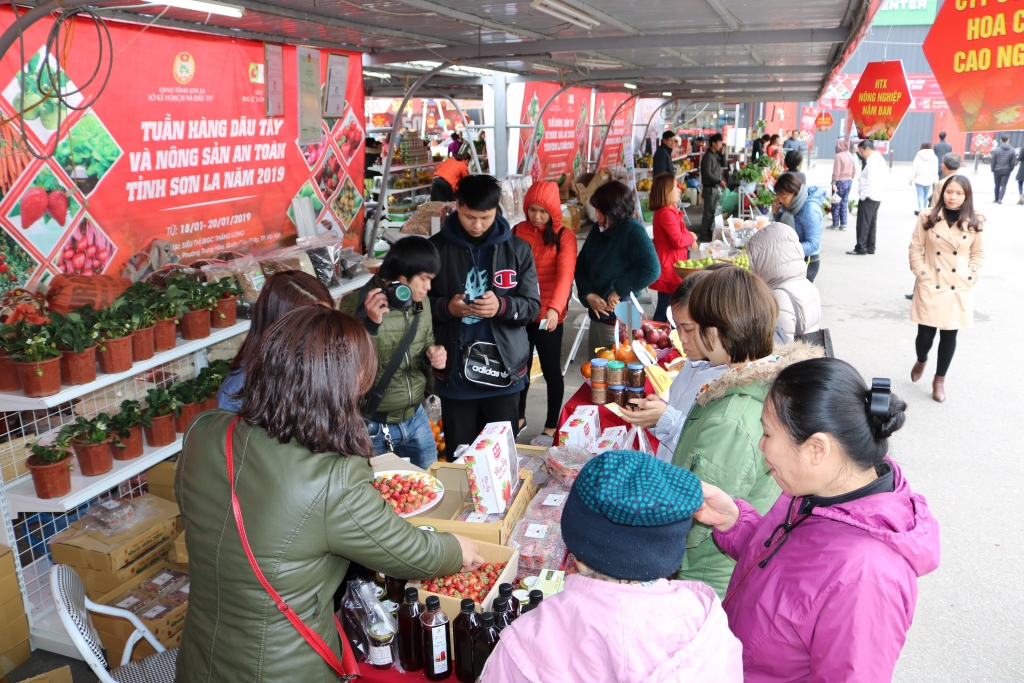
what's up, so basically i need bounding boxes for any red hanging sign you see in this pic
[847,61,912,142]
[923,0,1024,130]
[814,111,834,131]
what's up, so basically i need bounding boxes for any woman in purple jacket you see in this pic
[695,357,940,682]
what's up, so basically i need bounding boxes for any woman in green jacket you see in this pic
[672,267,823,597]
[175,306,480,683]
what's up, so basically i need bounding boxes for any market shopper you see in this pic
[699,133,727,243]
[910,143,939,215]
[782,130,800,153]
[771,172,823,282]
[783,151,805,184]
[447,131,462,157]
[909,174,985,403]
[990,133,1017,204]
[847,139,886,256]
[931,152,961,208]
[829,138,857,231]
[512,181,577,446]
[429,174,539,459]
[932,131,952,174]
[481,450,744,682]
[1016,146,1024,204]
[217,271,334,412]
[653,131,678,177]
[176,306,481,683]
[575,181,660,354]
[695,358,940,683]
[620,271,727,462]
[766,134,782,160]
[672,267,823,597]
[430,144,471,201]
[649,173,695,322]
[340,236,446,468]
[747,222,821,340]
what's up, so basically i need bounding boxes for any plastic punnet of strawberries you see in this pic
[421,562,507,604]
[372,473,439,515]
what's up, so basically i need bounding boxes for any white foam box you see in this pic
[463,422,517,515]
[590,425,628,454]
[557,405,600,449]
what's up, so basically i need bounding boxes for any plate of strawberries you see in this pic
[373,471,444,518]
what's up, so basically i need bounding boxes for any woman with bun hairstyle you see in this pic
[513,181,577,444]
[695,358,940,682]
[649,173,695,322]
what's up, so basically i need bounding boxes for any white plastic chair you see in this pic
[562,283,590,376]
[50,564,178,683]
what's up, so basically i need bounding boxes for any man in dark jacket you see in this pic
[932,131,952,174]
[653,131,678,177]
[990,133,1017,203]
[429,174,540,460]
[699,133,726,243]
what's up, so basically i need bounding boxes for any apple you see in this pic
[633,329,645,340]
[646,330,661,344]
[657,336,672,349]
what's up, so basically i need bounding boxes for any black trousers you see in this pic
[806,256,820,283]
[440,392,521,461]
[994,172,1011,202]
[430,177,454,202]
[854,198,880,254]
[916,325,958,377]
[518,322,565,430]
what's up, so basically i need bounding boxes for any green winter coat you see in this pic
[174,411,463,683]
[672,342,824,597]
[340,277,436,423]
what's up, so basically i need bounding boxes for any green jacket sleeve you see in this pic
[608,221,661,298]
[325,456,463,579]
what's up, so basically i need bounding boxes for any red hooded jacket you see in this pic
[650,206,695,294]
[513,181,577,324]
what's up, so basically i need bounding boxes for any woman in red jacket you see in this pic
[649,173,695,321]
[514,181,577,446]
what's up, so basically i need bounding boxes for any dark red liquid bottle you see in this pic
[453,598,480,683]
[397,586,424,672]
[498,583,519,619]
[420,596,453,680]
[472,612,500,680]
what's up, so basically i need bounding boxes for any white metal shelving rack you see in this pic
[0,274,371,658]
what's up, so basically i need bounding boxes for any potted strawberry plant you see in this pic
[27,442,73,499]
[208,278,242,328]
[124,282,160,361]
[170,277,214,340]
[0,324,22,392]
[94,301,134,374]
[153,283,189,352]
[171,380,203,432]
[49,309,99,386]
[197,361,229,411]
[9,323,63,397]
[143,388,181,447]
[110,399,149,459]
[59,415,117,476]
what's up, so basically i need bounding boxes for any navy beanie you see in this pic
[560,450,703,581]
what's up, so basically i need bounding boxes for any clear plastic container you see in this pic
[590,358,608,384]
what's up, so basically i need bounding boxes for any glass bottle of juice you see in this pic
[384,575,407,617]
[452,598,480,683]
[498,583,519,619]
[420,596,453,680]
[472,612,500,680]
[492,597,513,632]
[366,608,397,670]
[520,589,544,614]
[397,587,424,672]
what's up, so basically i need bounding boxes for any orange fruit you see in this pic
[594,347,616,361]
[581,361,592,379]
[615,345,639,363]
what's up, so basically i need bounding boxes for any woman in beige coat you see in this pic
[909,174,985,402]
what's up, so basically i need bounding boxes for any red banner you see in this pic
[815,112,834,131]
[848,61,913,140]
[923,0,1024,130]
[518,84,589,182]
[0,9,364,295]
[593,93,633,171]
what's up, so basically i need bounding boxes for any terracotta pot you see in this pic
[27,455,73,499]
[202,396,218,412]
[15,356,63,398]
[211,297,237,328]
[0,351,21,392]
[75,441,114,477]
[60,346,98,386]
[131,325,156,362]
[98,335,134,374]
[176,402,201,433]
[144,413,177,448]
[154,318,178,352]
[180,309,211,340]
[118,425,144,460]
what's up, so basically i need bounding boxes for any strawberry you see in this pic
[47,190,69,225]
[20,187,48,227]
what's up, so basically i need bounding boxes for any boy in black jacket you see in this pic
[429,175,540,460]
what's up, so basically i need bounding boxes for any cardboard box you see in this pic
[49,495,181,573]
[145,459,178,488]
[558,405,599,449]
[171,531,188,565]
[72,538,175,600]
[21,665,73,683]
[0,611,29,651]
[414,541,518,624]
[424,465,533,545]
[0,594,25,628]
[147,484,176,503]
[93,563,189,646]
[0,638,30,675]
[463,422,517,515]
[590,425,628,454]
[0,570,20,608]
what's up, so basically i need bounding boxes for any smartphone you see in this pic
[538,318,548,330]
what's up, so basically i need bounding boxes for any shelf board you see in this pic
[368,161,440,173]
[5,439,183,514]
[386,184,432,195]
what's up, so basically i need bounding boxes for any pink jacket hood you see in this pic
[481,574,743,683]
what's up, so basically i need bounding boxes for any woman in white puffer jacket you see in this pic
[747,222,821,338]
[910,143,939,214]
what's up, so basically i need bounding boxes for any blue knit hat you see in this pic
[561,450,703,581]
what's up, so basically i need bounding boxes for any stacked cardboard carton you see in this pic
[144,458,178,503]
[0,545,30,675]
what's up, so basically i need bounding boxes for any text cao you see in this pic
[953,6,1024,72]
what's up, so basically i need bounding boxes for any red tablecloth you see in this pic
[558,381,661,453]
[357,665,431,682]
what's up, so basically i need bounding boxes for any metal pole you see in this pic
[491,73,508,179]
[592,93,639,171]
[640,97,695,147]
[521,84,571,178]
[368,61,451,250]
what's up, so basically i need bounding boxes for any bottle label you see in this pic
[524,523,549,539]
[428,624,447,674]
[374,585,385,600]
[368,642,393,666]
[542,493,567,507]
[382,599,399,615]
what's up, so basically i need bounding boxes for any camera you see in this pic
[385,281,413,309]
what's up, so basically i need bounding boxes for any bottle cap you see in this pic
[480,612,495,627]
[425,596,440,610]
[498,583,513,597]
[607,360,626,369]
[404,586,419,602]
[529,590,544,604]
[493,597,508,612]
[590,358,609,367]
[460,598,475,613]
[626,362,644,370]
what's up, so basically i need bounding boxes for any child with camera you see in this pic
[340,236,447,468]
